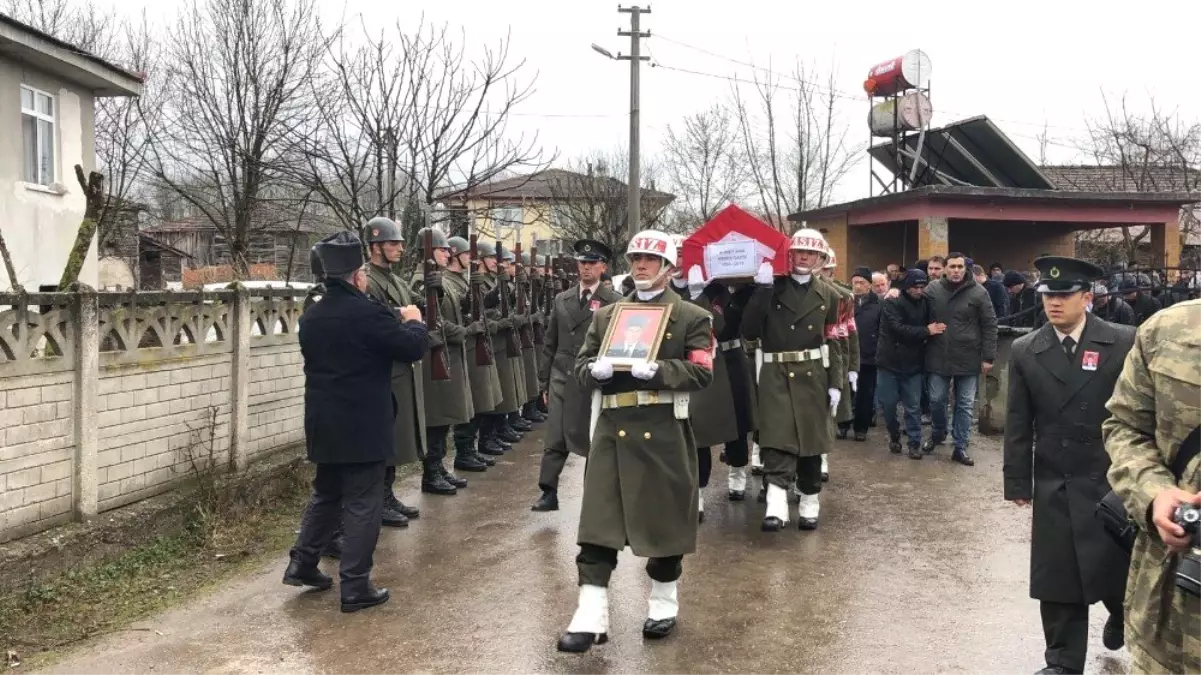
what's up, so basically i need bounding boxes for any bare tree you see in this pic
[149,0,330,278]
[661,103,747,228]
[541,150,670,271]
[730,61,857,228]
[1,0,117,56]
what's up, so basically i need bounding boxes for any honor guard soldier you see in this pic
[444,236,501,472]
[529,253,552,417]
[284,231,428,613]
[477,242,525,453]
[497,245,532,437]
[363,217,425,526]
[557,230,714,653]
[1004,256,1135,675]
[409,227,472,495]
[515,251,544,427]
[742,228,845,531]
[820,248,858,484]
[532,239,621,512]
[678,265,759,518]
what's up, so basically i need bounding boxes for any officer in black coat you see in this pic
[283,231,429,613]
[1003,256,1134,675]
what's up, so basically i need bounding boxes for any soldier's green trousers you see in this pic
[577,543,682,587]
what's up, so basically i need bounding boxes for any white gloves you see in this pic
[848,371,858,393]
[687,265,706,300]
[828,387,841,417]
[630,360,659,381]
[754,261,774,286]
[590,357,614,381]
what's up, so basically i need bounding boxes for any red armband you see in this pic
[688,349,714,370]
[824,323,840,340]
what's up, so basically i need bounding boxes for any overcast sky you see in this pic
[117,0,1201,203]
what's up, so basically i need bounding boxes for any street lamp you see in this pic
[591,43,615,60]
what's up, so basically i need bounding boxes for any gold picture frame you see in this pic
[598,303,673,371]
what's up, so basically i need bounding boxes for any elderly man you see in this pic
[284,231,428,613]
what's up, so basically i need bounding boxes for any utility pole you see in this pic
[617,5,650,238]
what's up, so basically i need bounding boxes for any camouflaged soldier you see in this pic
[1102,298,1201,675]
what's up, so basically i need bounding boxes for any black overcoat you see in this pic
[300,280,429,465]
[1002,314,1135,604]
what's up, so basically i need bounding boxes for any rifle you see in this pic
[530,245,546,346]
[468,234,495,366]
[544,254,557,310]
[514,243,535,349]
[424,230,451,381]
[496,240,521,357]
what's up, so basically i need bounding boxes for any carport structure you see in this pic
[793,116,1196,281]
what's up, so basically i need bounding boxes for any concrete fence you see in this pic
[0,287,308,543]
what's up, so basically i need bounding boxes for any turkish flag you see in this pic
[680,205,792,280]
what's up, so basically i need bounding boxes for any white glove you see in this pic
[754,261,774,286]
[687,265,706,300]
[828,387,841,417]
[590,357,614,381]
[848,371,858,393]
[630,360,659,381]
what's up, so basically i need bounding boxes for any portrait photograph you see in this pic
[599,304,672,369]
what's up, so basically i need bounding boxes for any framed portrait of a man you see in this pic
[599,304,672,370]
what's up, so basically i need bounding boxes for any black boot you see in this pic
[951,448,975,466]
[1102,611,1124,650]
[509,412,533,432]
[497,418,523,443]
[341,587,390,613]
[441,465,468,489]
[386,492,420,519]
[536,397,549,415]
[321,534,343,559]
[888,432,902,454]
[522,401,546,423]
[454,446,488,473]
[422,458,457,495]
[557,631,608,653]
[836,425,849,440]
[531,490,559,512]
[853,431,867,442]
[908,443,923,460]
[283,560,332,590]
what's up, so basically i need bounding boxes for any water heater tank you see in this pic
[868,92,933,136]
[864,50,931,96]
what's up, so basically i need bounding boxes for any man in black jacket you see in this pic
[840,266,881,442]
[1119,279,1161,326]
[877,269,934,458]
[1090,281,1135,326]
[1003,270,1039,327]
[283,231,430,613]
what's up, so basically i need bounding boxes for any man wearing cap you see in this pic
[283,231,428,613]
[1004,256,1134,675]
[742,228,845,531]
[1003,270,1039,327]
[532,239,621,512]
[1090,280,1135,326]
[444,236,502,472]
[878,268,935,458]
[1119,278,1162,326]
[408,227,472,496]
[556,229,714,652]
[363,217,426,527]
[845,266,882,442]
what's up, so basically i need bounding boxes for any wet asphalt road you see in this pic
[39,429,1129,674]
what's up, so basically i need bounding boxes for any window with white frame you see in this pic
[21,86,56,186]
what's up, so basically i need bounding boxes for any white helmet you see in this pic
[626,229,678,267]
[823,248,838,270]
[789,227,828,255]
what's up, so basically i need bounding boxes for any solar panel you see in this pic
[868,115,1057,190]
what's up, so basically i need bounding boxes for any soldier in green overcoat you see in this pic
[517,251,547,424]
[363,217,426,527]
[444,236,501,471]
[497,246,531,435]
[820,250,858,485]
[478,242,525,453]
[409,227,474,495]
[741,227,845,532]
[557,230,714,654]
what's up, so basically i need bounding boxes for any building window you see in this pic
[21,86,56,186]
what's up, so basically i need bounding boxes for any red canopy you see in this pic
[680,204,791,279]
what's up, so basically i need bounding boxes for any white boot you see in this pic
[728,465,748,500]
[697,492,705,523]
[798,492,821,530]
[751,442,762,469]
[643,580,678,638]
[559,584,609,652]
[821,454,830,482]
[762,483,790,531]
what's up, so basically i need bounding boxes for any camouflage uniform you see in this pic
[1102,299,1201,674]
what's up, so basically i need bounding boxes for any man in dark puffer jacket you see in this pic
[876,269,934,458]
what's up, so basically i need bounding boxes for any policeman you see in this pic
[557,230,714,652]
[532,239,621,512]
[283,231,428,613]
[444,236,500,472]
[742,228,845,531]
[1004,256,1135,675]
[363,217,424,527]
[1103,299,1201,675]
[477,241,524,454]
[409,227,472,495]
[678,264,759,517]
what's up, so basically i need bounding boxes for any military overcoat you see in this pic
[1102,300,1201,674]
[443,269,501,414]
[482,273,523,414]
[515,279,540,403]
[1003,315,1134,604]
[574,289,714,558]
[410,271,472,427]
[742,275,845,457]
[687,284,757,447]
[831,280,858,424]
[366,263,428,465]
[539,282,622,456]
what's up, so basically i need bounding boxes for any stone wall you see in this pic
[0,287,308,543]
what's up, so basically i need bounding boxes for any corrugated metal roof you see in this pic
[869,115,1056,190]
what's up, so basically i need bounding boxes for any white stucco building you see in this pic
[0,14,142,291]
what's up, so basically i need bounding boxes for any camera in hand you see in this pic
[1173,503,1201,596]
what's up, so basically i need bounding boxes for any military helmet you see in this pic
[363,216,404,244]
[447,236,470,256]
[309,245,325,282]
[626,229,677,267]
[498,244,516,262]
[476,240,498,258]
[534,254,547,267]
[520,252,531,266]
[416,226,449,249]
